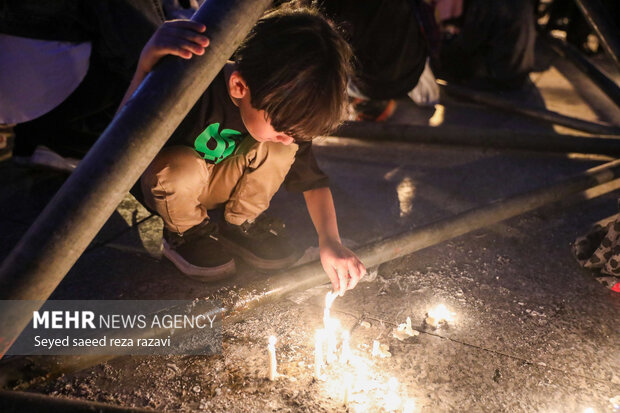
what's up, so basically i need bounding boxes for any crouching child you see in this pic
[120,6,366,295]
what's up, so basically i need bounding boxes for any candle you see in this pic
[325,318,340,364]
[343,372,353,406]
[385,377,401,411]
[267,336,277,381]
[403,398,416,413]
[371,340,380,358]
[314,329,325,379]
[426,304,455,328]
[323,291,338,328]
[340,330,351,364]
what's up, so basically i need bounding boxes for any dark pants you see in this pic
[439,0,536,90]
[0,0,164,156]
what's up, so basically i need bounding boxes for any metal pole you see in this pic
[544,35,620,108]
[332,121,620,156]
[574,0,620,71]
[3,159,620,385]
[439,81,620,136]
[226,158,620,315]
[0,0,272,357]
[0,390,153,413]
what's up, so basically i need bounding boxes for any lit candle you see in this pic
[323,291,338,328]
[267,336,277,381]
[403,398,416,413]
[343,372,353,406]
[385,377,401,411]
[325,318,340,364]
[426,304,455,328]
[372,340,380,358]
[314,329,325,379]
[340,330,351,364]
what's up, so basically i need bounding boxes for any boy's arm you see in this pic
[117,20,209,112]
[303,187,366,296]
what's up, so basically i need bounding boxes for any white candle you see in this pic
[343,372,353,405]
[267,336,277,381]
[325,318,340,364]
[314,329,325,379]
[403,398,416,413]
[340,330,351,364]
[372,340,380,358]
[385,377,401,411]
[323,291,337,328]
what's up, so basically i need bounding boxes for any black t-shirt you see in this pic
[167,70,329,192]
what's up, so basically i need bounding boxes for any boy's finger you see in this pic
[324,265,339,292]
[336,267,347,296]
[169,28,210,46]
[358,262,367,280]
[166,20,206,32]
[163,38,205,56]
[346,261,361,290]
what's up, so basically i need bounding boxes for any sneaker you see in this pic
[218,215,300,270]
[163,220,236,280]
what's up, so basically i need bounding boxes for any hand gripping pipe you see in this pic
[2,159,620,387]
[0,0,272,358]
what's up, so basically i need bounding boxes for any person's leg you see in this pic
[204,136,301,269]
[141,146,211,234]
[203,136,298,225]
[140,146,235,279]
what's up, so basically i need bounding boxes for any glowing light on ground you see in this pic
[426,304,455,328]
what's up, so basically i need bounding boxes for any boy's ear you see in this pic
[228,71,248,99]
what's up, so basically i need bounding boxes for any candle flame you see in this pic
[426,304,455,327]
[325,291,338,309]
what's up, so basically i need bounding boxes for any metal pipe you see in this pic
[439,80,620,136]
[0,390,154,413]
[226,158,620,315]
[574,0,620,71]
[3,159,620,386]
[544,35,620,108]
[332,121,620,156]
[0,0,272,358]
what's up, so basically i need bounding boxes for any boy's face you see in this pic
[228,71,295,146]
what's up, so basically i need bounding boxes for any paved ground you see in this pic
[1,40,619,412]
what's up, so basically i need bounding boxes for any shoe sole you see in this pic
[217,236,301,271]
[163,239,236,281]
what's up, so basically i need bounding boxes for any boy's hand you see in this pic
[319,239,367,296]
[138,20,210,74]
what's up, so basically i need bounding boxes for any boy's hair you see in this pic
[233,6,353,142]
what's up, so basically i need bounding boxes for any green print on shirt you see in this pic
[194,122,242,164]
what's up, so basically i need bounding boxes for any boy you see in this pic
[120,7,366,296]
